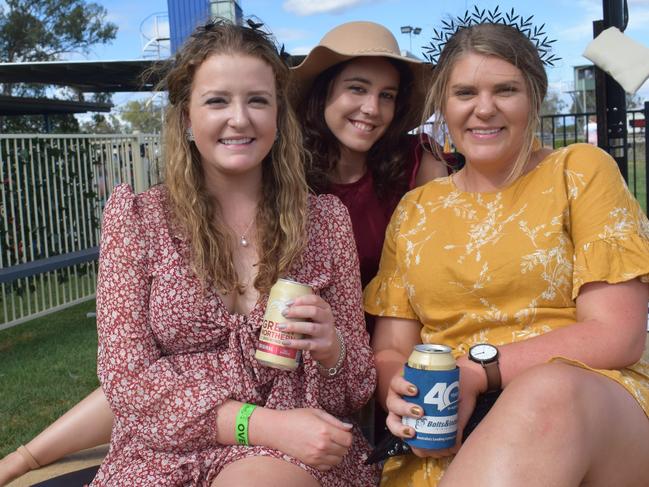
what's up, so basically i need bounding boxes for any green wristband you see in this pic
[235,403,257,446]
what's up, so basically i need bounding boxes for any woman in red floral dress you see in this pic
[0,20,388,487]
[90,20,378,487]
[0,21,379,487]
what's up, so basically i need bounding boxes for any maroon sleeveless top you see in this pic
[326,138,422,289]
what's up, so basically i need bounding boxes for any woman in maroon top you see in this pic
[291,21,447,445]
[292,21,447,292]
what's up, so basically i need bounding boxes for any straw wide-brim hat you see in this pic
[291,21,432,126]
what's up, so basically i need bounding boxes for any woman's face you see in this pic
[444,52,530,171]
[324,57,400,159]
[187,53,277,185]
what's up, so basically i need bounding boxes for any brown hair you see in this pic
[300,57,417,198]
[160,20,308,294]
[425,23,548,182]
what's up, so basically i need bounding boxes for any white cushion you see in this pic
[583,27,649,94]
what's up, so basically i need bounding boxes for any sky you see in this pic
[74,0,649,107]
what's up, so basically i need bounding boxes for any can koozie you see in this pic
[402,365,460,449]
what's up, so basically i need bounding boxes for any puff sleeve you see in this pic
[303,196,377,415]
[96,185,228,452]
[565,144,649,298]
[363,194,419,320]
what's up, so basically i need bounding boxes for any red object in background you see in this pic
[629,119,645,128]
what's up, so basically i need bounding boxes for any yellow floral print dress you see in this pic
[364,144,649,486]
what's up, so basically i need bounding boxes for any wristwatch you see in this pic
[468,343,502,392]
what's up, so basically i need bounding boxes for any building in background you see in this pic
[168,0,243,54]
[570,65,596,113]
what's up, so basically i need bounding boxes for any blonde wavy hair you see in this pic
[160,20,308,294]
[425,23,548,183]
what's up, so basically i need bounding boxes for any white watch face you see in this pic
[471,344,497,361]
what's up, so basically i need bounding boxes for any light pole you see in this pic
[400,25,422,52]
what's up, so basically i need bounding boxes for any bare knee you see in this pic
[492,363,592,440]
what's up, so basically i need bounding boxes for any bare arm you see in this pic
[214,400,353,471]
[497,278,648,387]
[413,151,448,187]
[372,317,422,410]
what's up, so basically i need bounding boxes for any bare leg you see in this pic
[212,456,320,487]
[0,387,113,486]
[440,363,649,487]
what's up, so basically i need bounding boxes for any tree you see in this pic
[627,93,644,109]
[120,99,163,134]
[0,0,117,133]
[79,113,125,133]
[541,89,568,116]
[0,0,117,66]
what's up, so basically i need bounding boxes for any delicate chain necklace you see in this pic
[238,215,256,247]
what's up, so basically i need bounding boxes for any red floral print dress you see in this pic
[91,184,380,486]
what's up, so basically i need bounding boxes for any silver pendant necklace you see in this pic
[239,216,256,247]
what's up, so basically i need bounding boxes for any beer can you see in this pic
[255,278,313,371]
[402,344,460,449]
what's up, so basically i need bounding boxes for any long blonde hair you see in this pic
[425,23,548,182]
[161,21,308,294]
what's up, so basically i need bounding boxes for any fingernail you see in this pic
[281,340,291,346]
[277,323,287,330]
[402,427,414,438]
[342,422,353,429]
[285,299,294,306]
[407,385,417,395]
[410,406,423,417]
[281,308,289,317]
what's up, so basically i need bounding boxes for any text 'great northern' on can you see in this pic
[255,278,313,371]
[402,344,460,450]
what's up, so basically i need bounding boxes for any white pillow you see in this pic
[583,27,649,95]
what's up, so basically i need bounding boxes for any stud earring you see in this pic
[186,127,195,142]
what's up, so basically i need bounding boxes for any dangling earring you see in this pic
[186,127,195,142]
[443,131,452,153]
[440,120,452,153]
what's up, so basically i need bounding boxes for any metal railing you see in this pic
[1,110,647,329]
[0,134,161,329]
[539,105,648,213]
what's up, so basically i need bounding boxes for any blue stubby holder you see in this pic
[402,364,460,449]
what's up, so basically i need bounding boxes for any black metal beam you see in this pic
[600,0,629,180]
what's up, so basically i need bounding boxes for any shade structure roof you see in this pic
[0,95,112,115]
[0,57,307,116]
[0,59,162,93]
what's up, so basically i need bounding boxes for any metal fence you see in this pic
[539,104,648,213]
[1,109,648,329]
[0,134,161,329]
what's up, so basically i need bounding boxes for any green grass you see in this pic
[1,264,98,327]
[0,300,99,458]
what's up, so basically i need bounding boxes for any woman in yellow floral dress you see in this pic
[365,22,649,486]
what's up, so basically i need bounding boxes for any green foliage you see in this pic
[540,90,567,116]
[0,137,102,270]
[0,0,118,133]
[0,300,99,457]
[120,99,163,134]
[0,0,117,63]
[80,113,125,134]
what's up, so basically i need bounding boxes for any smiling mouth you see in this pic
[349,120,376,132]
[470,128,502,136]
[220,138,253,145]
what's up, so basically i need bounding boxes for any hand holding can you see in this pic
[255,278,313,371]
[401,344,460,450]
